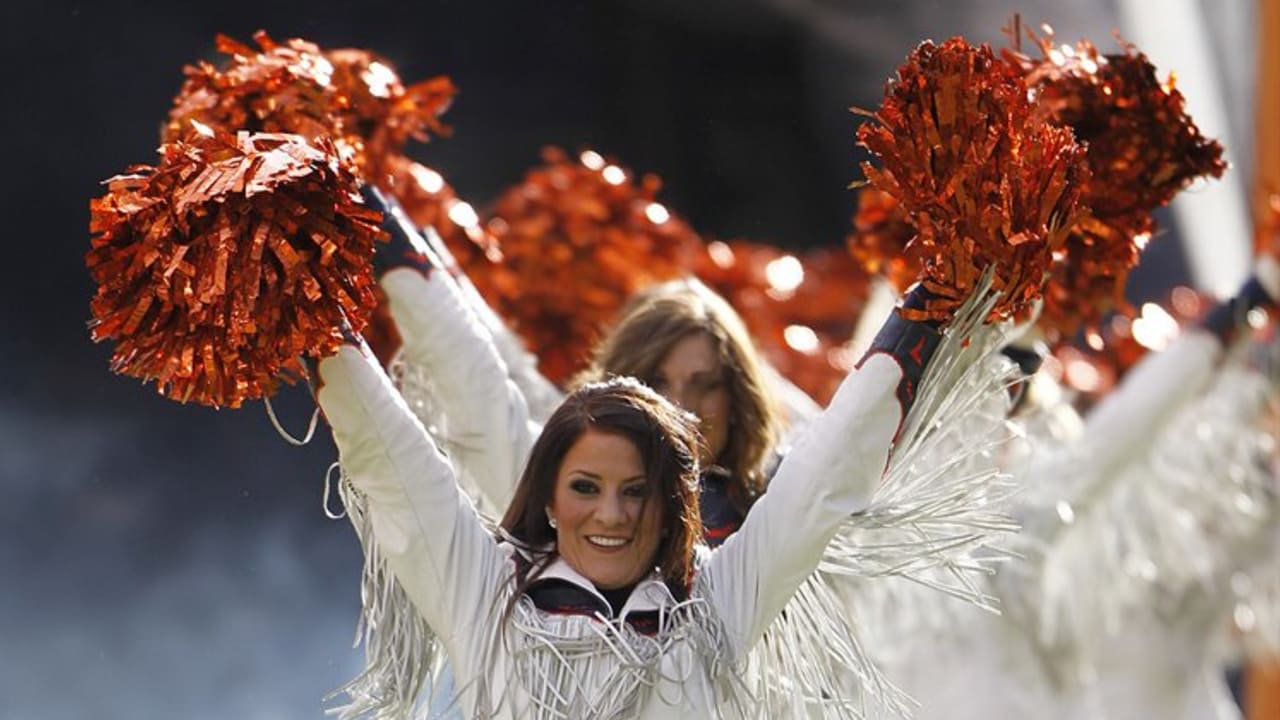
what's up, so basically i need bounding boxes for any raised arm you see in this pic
[703,306,940,655]
[315,339,509,639]
[368,187,539,513]
[418,223,566,425]
[1067,257,1280,505]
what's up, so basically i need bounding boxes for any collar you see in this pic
[535,556,674,617]
[510,544,675,619]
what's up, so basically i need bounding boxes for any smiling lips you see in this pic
[586,535,630,549]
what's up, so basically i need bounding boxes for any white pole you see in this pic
[1115,0,1252,297]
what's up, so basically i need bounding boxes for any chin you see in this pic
[587,566,643,590]
[590,573,635,590]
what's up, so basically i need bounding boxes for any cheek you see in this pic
[638,499,665,539]
[702,392,731,425]
[552,492,588,528]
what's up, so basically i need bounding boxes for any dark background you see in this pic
[0,1,1253,717]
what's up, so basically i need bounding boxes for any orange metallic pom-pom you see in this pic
[856,37,1089,324]
[1003,23,1225,339]
[695,241,869,405]
[847,187,921,292]
[479,148,702,384]
[1005,25,1225,218]
[87,126,385,408]
[326,49,456,182]
[165,32,454,181]
[1036,214,1151,341]
[1053,286,1212,403]
[1259,193,1280,257]
[378,154,501,271]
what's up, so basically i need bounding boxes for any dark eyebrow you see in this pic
[570,472,648,484]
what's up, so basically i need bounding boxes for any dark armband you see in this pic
[1200,276,1274,344]
[362,185,444,278]
[860,285,943,413]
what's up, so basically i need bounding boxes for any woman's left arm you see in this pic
[703,310,937,656]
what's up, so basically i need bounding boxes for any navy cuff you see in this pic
[1001,344,1046,378]
[862,305,942,415]
[1200,276,1272,344]
[361,185,440,278]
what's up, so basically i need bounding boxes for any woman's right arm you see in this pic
[315,340,509,641]
[382,265,539,513]
[1066,257,1280,502]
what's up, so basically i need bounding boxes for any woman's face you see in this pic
[650,331,731,466]
[548,428,664,590]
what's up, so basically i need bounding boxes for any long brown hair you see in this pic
[500,377,704,600]
[579,278,780,514]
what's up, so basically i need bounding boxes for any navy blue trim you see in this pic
[1000,344,1046,378]
[1201,276,1272,344]
[860,285,943,416]
[360,185,440,278]
[699,469,744,548]
[523,578,661,635]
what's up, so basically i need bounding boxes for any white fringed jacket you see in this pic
[315,334,906,718]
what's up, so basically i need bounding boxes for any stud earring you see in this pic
[546,509,558,529]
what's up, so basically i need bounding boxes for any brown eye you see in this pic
[570,479,599,495]
[623,483,651,499]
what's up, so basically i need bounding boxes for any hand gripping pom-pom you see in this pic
[855,37,1089,325]
[87,128,385,408]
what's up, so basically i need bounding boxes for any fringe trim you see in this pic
[387,350,495,514]
[1030,358,1279,684]
[464,571,751,719]
[327,524,759,718]
[764,275,1025,718]
[748,573,914,719]
[326,476,442,720]
[822,272,1022,610]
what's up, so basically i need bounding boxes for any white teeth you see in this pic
[587,536,628,547]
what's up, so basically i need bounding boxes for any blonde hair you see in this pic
[578,279,780,514]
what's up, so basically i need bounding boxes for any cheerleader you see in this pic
[314,271,949,718]
[877,257,1280,720]
[346,191,943,717]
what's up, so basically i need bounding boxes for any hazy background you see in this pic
[0,1,1257,717]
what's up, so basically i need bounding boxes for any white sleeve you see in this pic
[316,343,509,642]
[1076,328,1222,478]
[381,267,539,513]
[702,353,903,657]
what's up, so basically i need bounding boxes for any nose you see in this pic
[594,490,628,527]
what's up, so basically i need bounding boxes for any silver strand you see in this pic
[322,461,346,520]
[263,394,320,446]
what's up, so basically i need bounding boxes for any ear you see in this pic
[545,506,558,530]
